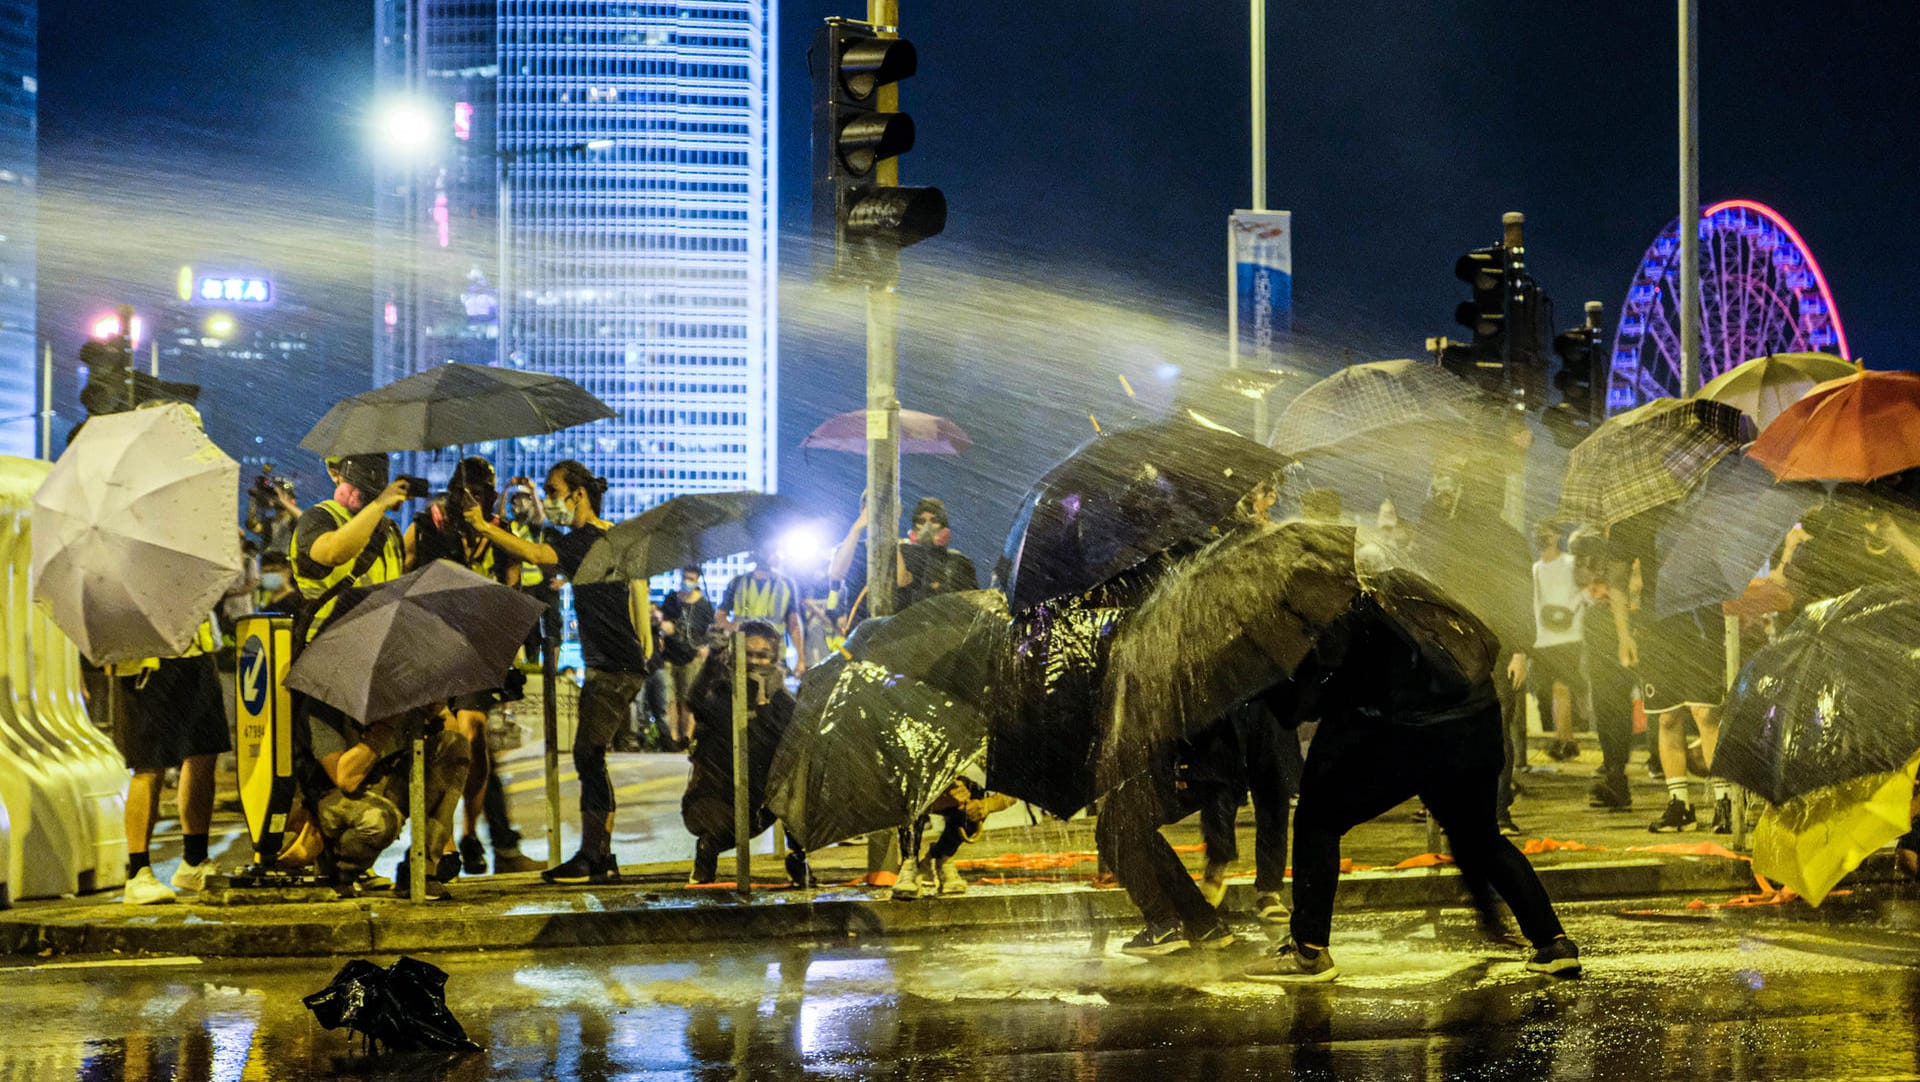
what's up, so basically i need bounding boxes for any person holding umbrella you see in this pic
[466,460,649,885]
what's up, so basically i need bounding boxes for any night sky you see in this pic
[35,1,1920,555]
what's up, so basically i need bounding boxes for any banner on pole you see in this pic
[1229,211,1292,366]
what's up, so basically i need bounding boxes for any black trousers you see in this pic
[480,747,519,850]
[1197,704,1301,892]
[1097,761,1218,935]
[1290,704,1567,949]
[1584,623,1638,788]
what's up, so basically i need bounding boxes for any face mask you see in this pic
[543,497,573,527]
[260,572,286,592]
[509,496,535,521]
[335,481,366,512]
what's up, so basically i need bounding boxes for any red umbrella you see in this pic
[800,409,972,455]
[1749,370,1920,482]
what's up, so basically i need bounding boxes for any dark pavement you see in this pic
[5,889,1920,1080]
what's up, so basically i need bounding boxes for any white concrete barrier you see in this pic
[0,455,128,900]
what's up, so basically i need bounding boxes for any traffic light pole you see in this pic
[863,0,902,624]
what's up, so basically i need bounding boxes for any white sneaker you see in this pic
[1199,875,1229,908]
[936,859,967,896]
[893,860,922,901]
[170,860,213,893]
[123,867,177,906]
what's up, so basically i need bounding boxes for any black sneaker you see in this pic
[1188,919,1237,951]
[1710,795,1733,835]
[392,861,452,900]
[592,854,623,884]
[543,850,604,885]
[1497,815,1522,837]
[1588,778,1632,810]
[1120,922,1187,957]
[435,851,463,882]
[785,850,815,889]
[689,842,719,885]
[1525,936,1583,977]
[459,835,487,876]
[1243,937,1338,983]
[1648,798,1698,833]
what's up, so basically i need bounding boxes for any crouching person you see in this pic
[894,765,1016,900]
[682,620,811,887]
[309,703,470,899]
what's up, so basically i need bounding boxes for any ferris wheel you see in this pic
[1607,199,1851,413]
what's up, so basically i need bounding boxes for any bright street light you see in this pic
[374,99,438,156]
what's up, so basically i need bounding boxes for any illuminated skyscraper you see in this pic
[0,1,35,457]
[374,1,779,520]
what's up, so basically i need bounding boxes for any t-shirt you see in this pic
[660,589,716,644]
[292,505,402,589]
[553,524,647,673]
[722,571,800,625]
[899,543,979,609]
[1532,552,1587,649]
[411,510,512,582]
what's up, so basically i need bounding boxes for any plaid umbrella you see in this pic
[1268,359,1485,457]
[1556,397,1747,527]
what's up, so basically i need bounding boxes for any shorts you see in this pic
[667,657,705,705]
[1638,611,1726,713]
[116,655,232,772]
[1527,643,1586,703]
[577,669,649,749]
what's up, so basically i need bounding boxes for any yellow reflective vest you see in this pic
[292,499,405,639]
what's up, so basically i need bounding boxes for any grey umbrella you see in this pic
[299,363,616,456]
[286,560,546,722]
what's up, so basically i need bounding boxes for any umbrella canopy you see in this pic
[1653,453,1817,619]
[299,363,615,456]
[304,956,481,1054]
[30,404,241,665]
[1267,359,1484,458]
[1748,370,1920,483]
[1170,366,1318,438]
[1556,397,1748,528]
[570,491,811,585]
[801,409,972,455]
[1716,585,1920,805]
[1101,522,1359,788]
[1696,352,1859,432]
[765,590,1010,852]
[994,418,1294,614]
[286,560,546,722]
[1751,754,1920,907]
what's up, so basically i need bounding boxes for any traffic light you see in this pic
[1432,212,1548,406]
[1543,301,1607,448]
[812,18,946,281]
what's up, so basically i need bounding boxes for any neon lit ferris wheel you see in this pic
[1608,199,1850,413]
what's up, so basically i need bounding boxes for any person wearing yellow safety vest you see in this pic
[293,453,468,898]
[503,477,564,655]
[466,459,649,886]
[114,616,229,905]
[715,547,807,677]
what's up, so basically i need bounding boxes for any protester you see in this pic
[406,456,540,876]
[467,460,647,884]
[892,764,1016,900]
[1570,527,1637,811]
[114,617,228,905]
[1603,510,1730,833]
[1244,572,1581,982]
[715,547,807,675]
[897,497,979,610]
[1102,717,1242,954]
[218,536,261,636]
[256,549,299,612]
[659,565,716,749]
[682,620,809,887]
[1523,521,1588,763]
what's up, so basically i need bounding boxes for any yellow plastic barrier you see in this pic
[0,455,129,900]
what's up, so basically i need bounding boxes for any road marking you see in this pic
[22,956,204,972]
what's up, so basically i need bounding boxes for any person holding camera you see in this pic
[404,455,541,877]
[294,454,468,896]
[466,460,649,885]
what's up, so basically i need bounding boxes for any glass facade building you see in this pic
[374,0,778,523]
[0,1,34,458]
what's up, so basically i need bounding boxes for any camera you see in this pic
[396,475,433,500]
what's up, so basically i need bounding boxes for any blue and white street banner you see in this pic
[1229,211,1292,366]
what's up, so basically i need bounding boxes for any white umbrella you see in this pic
[30,404,241,665]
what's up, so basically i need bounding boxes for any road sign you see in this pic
[234,614,297,865]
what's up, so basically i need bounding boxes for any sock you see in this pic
[128,852,151,876]
[183,833,210,867]
[1711,781,1730,803]
[1666,776,1692,807]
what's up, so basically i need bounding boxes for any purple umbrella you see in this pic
[801,409,972,455]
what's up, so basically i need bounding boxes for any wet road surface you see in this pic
[5,889,1919,1081]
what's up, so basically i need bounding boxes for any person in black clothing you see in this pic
[660,564,717,748]
[682,620,809,886]
[1103,717,1244,954]
[468,460,651,885]
[898,497,979,610]
[1570,527,1639,811]
[1244,571,1581,983]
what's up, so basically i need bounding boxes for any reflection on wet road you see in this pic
[5,890,1920,1080]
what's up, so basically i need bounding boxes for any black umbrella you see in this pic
[287,560,546,722]
[299,363,615,455]
[304,956,482,1054]
[765,591,1009,852]
[1716,585,1920,805]
[571,491,812,585]
[1101,523,1359,789]
[994,419,1294,614]
[1654,453,1817,619]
